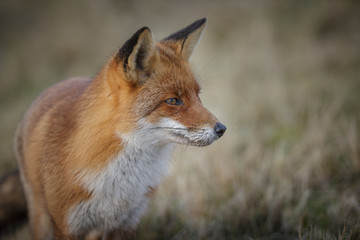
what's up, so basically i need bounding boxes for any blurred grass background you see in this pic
[1,0,360,239]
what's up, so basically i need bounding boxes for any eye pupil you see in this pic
[166,98,182,105]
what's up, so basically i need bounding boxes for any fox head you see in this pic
[105,18,226,147]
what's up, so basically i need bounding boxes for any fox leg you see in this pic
[26,194,54,240]
[19,174,52,240]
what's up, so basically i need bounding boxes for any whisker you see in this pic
[146,127,188,131]
[146,126,205,132]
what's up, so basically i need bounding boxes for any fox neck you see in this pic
[66,60,138,174]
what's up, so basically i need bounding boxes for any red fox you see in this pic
[13,18,226,239]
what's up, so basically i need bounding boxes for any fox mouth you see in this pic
[165,127,218,147]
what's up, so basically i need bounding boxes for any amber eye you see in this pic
[165,98,183,105]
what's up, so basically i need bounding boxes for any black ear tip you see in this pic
[163,18,207,42]
[190,18,207,29]
[198,18,207,25]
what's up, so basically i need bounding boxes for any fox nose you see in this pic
[214,122,226,138]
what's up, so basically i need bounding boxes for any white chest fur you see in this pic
[67,125,174,234]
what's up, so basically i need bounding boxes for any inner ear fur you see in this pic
[117,27,158,85]
[162,18,207,61]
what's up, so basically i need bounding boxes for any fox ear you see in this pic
[162,18,207,61]
[117,27,157,84]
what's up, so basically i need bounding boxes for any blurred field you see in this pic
[1,0,360,239]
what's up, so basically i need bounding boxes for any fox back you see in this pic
[14,18,226,239]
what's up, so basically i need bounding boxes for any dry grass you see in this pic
[1,1,359,239]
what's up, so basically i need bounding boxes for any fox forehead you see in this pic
[155,43,201,94]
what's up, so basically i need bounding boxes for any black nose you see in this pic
[214,122,226,138]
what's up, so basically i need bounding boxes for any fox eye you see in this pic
[165,98,183,106]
